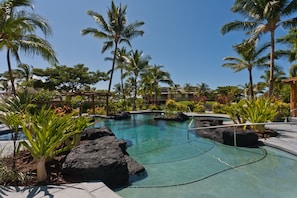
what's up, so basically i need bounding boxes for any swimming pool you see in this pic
[95,113,297,198]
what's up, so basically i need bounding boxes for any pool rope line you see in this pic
[128,145,268,189]
[265,148,297,161]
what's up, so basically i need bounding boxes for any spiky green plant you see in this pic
[19,106,89,182]
[238,97,278,132]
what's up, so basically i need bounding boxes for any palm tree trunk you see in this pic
[120,69,126,100]
[133,78,137,111]
[268,30,275,97]
[7,50,16,95]
[106,42,118,115]
[248,68,254,99]
[37,157,48,182]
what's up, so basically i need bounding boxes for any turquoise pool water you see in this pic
[96,113,297,198]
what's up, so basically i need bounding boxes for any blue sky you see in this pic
[0,0,292,90]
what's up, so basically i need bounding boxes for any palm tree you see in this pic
[106,47,129,101]
[221,0,297,96]
[124,50,150,110]
[196,82,212,100]
[276,28,297,77]
[81,1,144,115]
[0,76,9,91]
[0,0,58,95]
[15,63,33,88]
[289,64,297,77]
[260,68,287,96]
[222,40,270,98]
[141,64,173,105]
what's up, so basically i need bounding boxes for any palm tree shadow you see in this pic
[0,185,13,197]
[0,184,84,198]
[23,186,56,198]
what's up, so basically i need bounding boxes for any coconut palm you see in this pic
[288,64,297,77]
[141,65,172,105]
[106,47,129,101]
[276,28,297,77]
[221,0,297,96]
[81,1,144,115]
[124,50,150,110]
[0,0,58,95]
[260,68,287,97]
[223,40,270,98]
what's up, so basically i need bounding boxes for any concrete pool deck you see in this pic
[1,119,297,198]
[262,122,297,156]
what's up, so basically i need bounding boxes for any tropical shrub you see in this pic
[0,93,32,169]
[19,106,91,182]
[223,103,246,124]
[177,101,195,112]
[164,99,178,118]
[193,102,206,113]
[87,106,105,115]
[212,102,227,114]
[273,101,290,121]
[165,99,178,111]
[228,97,278,132]
[149,105,159,110]
[117,100,129,111]
[176,103,188,112]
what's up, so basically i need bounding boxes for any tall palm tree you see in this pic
[106,47,129,101]
[260,67,286,96]
[81,1,144,115]
[196,82,211,99]
[141,64,172,105]
[0,0,58,95]
[222,40,270,98]
[15,63,33,88]
[221,0,297,96]
[276,28,297,77]
[124,50,150,110]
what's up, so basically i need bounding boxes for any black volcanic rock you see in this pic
[62,127,145,189]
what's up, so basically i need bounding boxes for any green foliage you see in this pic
[193,103,206,113]
[176,103,187,112]
[149,105,160,110]
[19,106,91,182]
[177,101,195,112]
[19,107,88,160]
[87,106,105,115]
[223,103,246,124]
[33,64,107,91]
[212,102,227,114]
[116,100,129,111]
[225,97,279,132]
[70,96,83,108]
[273,100,290,122]
[165,99,178,111]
